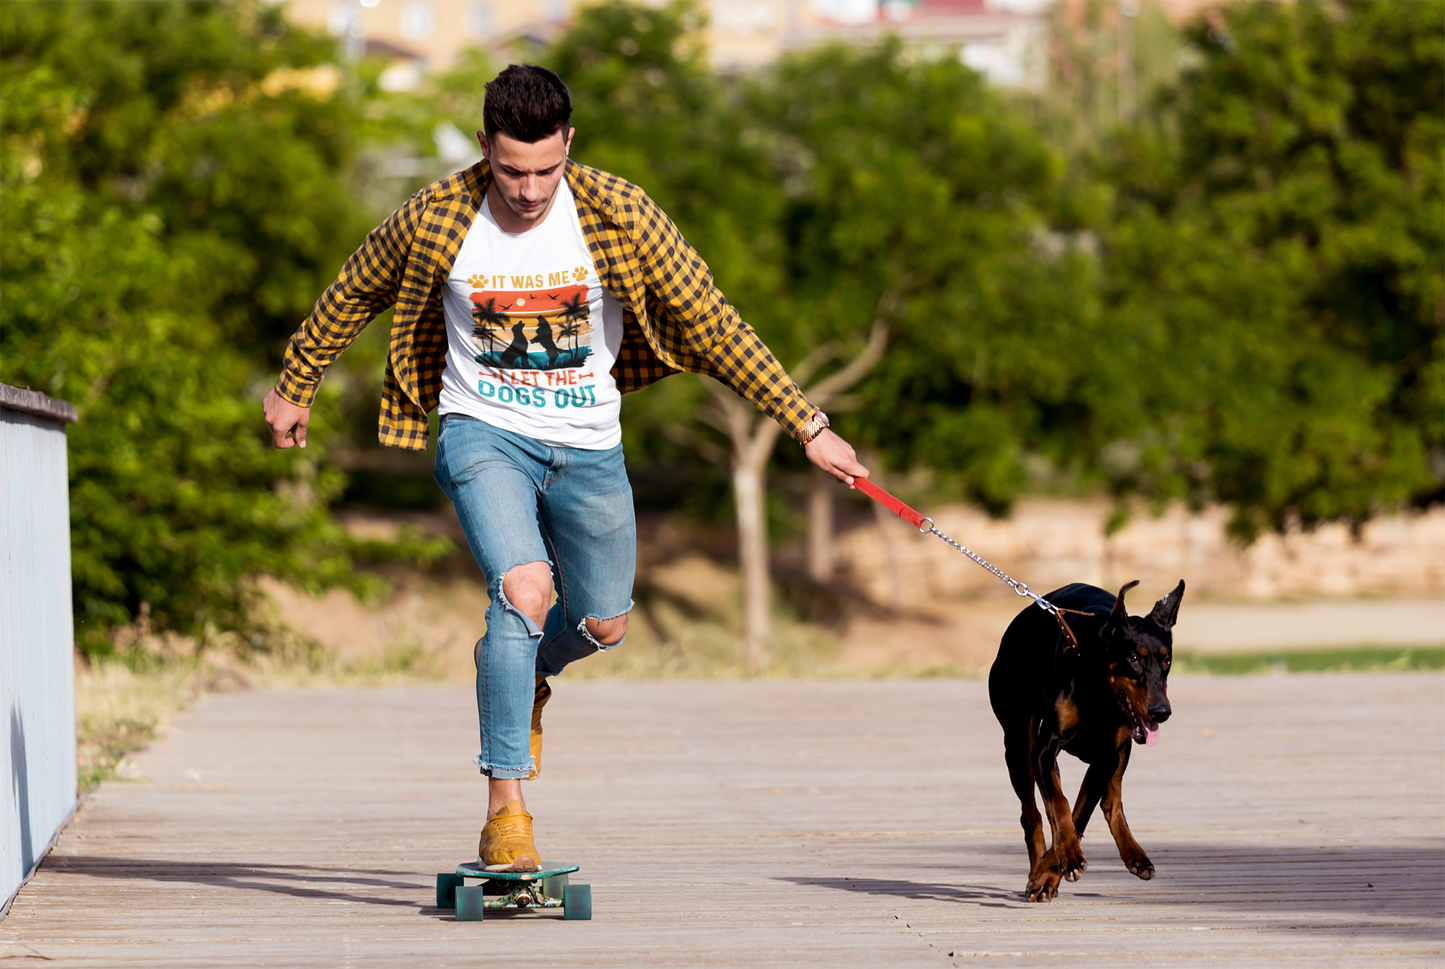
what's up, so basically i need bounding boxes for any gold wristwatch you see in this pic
[798,410,830,445]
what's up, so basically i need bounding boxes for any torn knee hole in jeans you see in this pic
[578,612,628,651]
[496,563,550,639]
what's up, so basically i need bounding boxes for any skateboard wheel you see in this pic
[436,873,465,909]
[541,873,569,899]
[562,883,591,921]
[456,884,486,922]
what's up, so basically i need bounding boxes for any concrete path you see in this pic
[3,675,1443,967]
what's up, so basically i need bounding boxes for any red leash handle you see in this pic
[853,477,931,531]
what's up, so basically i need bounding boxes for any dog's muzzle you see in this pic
[1116,692,1160,746]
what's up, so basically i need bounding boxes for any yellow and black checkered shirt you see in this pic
[277,159,815,450]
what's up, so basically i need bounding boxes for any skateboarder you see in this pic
[262,65,867,872]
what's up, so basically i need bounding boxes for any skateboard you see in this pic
[435,862,591,921]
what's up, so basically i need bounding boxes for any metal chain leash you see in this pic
[851,477,1092,653]
[912,515,1058,616]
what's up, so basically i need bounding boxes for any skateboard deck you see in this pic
[436,861,590,921]
[456,861,579,880]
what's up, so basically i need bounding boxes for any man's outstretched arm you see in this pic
[264,190,427,448]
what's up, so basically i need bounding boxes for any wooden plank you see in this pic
[1,674,1442,967]
[0,383,78,425]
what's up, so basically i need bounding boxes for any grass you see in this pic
[1174,645,1445,675]
[76,659,207,793]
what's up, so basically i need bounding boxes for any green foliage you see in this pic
[0,1,427,653]
[1096,0,1443,537]
[1,0,367,357]
[745,38,1095,512]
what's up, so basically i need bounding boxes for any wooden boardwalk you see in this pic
[3,674,1442,967]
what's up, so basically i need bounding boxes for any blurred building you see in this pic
[280,0,1054,90]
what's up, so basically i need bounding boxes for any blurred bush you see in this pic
[1094,0,1443,537]
[0,0,445,654]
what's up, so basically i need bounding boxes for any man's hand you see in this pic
[263,387,310,449]
[804,428,869,487]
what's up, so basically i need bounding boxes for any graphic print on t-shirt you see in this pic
[467,269,594,372]
[463,263,608,412]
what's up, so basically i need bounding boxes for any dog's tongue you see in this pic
[1143,720,1160,746]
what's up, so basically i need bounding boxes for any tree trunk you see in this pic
[733,454,771,670]
[807,468,834,583]
[698,291,904,670]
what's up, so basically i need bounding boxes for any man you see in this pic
[262,65,867,871]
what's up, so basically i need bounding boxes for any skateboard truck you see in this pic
[436,862,591,922]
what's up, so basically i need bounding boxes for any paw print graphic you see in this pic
[572,266,589,282]
[467,272,490,288]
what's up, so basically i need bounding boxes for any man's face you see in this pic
[477,127,574,228]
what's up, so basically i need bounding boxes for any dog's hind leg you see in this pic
[1071,755,1119,836]
[1101,738,1154,880]
[1003,729,1046,877]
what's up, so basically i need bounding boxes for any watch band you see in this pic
[798,410,830,445]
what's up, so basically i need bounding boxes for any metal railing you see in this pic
[1,384,79,914]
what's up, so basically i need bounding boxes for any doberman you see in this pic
[988,579,1185,902]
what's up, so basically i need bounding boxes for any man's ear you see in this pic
[1148,579,1186,630]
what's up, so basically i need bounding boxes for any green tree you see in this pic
[1,0,369,358]
[746,37,1094,515]
[1094,0,1444,537]
[0,1,437,652]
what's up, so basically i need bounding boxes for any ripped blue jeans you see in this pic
[434,414,635,778]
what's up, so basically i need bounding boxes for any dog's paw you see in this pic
[1025,873,1060,902]
[1126,856,1155,880]
[1053,843,1087,882]
[1026,863,1062,902]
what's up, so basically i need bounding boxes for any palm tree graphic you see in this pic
[558,293,588,349]
[471,298,510,351]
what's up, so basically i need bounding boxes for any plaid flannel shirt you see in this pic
[277,159,815,450]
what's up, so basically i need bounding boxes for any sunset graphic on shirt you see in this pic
[470,283,593,372]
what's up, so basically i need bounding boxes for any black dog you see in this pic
[988,579,1184,902]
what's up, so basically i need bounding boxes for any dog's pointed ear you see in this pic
[1109,580,1140,621]
[1148,579,1186,630]
[1100,580,1139,641]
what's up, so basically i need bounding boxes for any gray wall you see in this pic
[2,386,79,909]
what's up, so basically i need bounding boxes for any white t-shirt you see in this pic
[437,179,624,449]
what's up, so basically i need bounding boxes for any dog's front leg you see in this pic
[1027,734,1087,901]
[1102,735,1154,880]
[1042,761,1088,881]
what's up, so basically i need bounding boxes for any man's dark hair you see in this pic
[483,64,572,143]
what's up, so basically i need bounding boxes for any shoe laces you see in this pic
[486,807,534,843]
